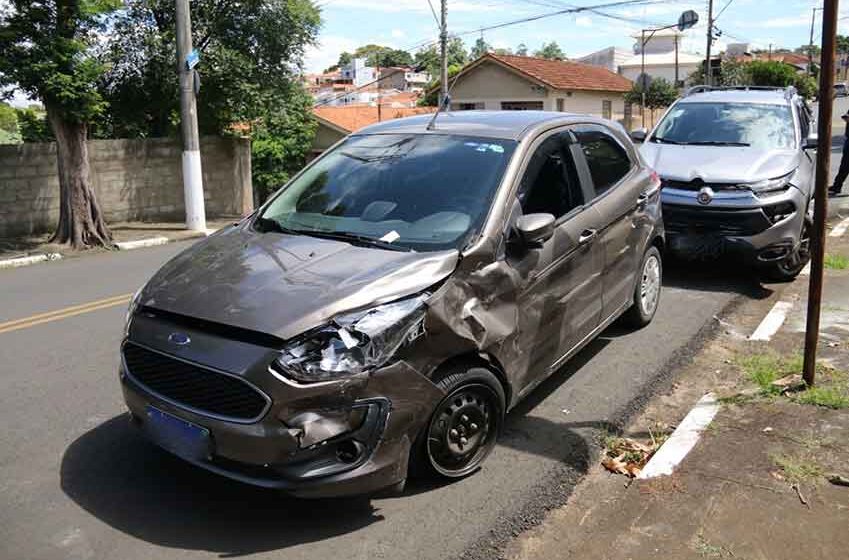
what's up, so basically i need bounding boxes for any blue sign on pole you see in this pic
[185,49,200,70]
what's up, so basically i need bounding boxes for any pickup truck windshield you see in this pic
[651,102,795,150]
[257,134,517,252]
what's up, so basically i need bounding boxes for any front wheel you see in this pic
[621,245,662,328]
[761,216,811,283]
[411,367,505,480]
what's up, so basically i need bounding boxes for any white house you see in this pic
[618,29,702,87]
[444,53,633,123]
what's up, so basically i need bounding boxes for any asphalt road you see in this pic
[2,96,847,560]
[0,237,757,560]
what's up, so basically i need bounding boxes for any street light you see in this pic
[639,10,699,128]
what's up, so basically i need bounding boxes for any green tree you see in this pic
[414,38,468,78]
[625,78,678,121]
[516,43,528,56]
[748,60,798,88]
[15,107,54,142]
[0,0,120,248]
[250,85,317,202]
[534,41,565,60]
[470,37,491,59]
[0,102,17,134]
[99,0,320,203]
[351,44,413,68]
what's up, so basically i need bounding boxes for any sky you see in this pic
[304,0,849,73]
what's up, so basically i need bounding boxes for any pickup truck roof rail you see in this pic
[683,85,798,100]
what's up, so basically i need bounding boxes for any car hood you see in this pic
[139,224,460,341]
[639,143,800,183]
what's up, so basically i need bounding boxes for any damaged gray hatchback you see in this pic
[120,111,664,498]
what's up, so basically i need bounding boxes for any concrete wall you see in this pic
[0,136,252,238]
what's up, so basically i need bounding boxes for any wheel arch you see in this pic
[429,351,513,410]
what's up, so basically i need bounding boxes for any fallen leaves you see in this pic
[602,437,661,478]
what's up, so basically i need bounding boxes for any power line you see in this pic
[714,0,733,21]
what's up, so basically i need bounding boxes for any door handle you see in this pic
[578,229,597,245]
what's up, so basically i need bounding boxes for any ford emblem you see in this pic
[697,186,714,205]
[168,332,191,346]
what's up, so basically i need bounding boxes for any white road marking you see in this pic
[638,393,719,479]
[830,217,849,237]
[800,262,811,276]
[750,300,794,341]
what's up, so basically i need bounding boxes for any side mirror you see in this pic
[630,128,648,143]
[803,133,818,150]
[515,213,555,248]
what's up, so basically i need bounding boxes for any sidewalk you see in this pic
[0,218,237,261]
[506,216,849,560]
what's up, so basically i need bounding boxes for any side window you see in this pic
[517,133,584,220]
[798,104,810,141]
[575,129,632,196]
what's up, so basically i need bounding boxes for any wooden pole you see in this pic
[803,0,839,387]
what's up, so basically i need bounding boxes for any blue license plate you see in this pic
[144,406,211,462]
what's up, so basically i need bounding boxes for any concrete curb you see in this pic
[0,253,62,270]
[114,236,171,251]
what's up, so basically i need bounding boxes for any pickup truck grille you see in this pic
[662,203,773,237]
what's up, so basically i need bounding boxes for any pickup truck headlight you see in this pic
[274,295,427,383]
[747,172,794,194]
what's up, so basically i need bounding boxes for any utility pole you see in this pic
[705,0,714,86]
[674,34,679,87]
[803,0,839,387]
[377,62,382,122]
[809,7,823,76]
[641,29,647,128]
[440,0,449,107]
[175,0,206,232]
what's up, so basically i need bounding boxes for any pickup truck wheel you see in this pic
[622,246,662,329]
[761,216,811,283]
[411,367,505,480]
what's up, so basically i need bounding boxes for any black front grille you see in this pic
[123,343,269,422]
[663,203,772,237]
[661,179,748,192]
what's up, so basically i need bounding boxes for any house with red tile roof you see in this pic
[309,105,436,159]
[444,53,633,123]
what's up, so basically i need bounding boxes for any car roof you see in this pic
[678,89,795,106]
[353,110,615,141]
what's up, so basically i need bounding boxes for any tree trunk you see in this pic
[46,106,112,249]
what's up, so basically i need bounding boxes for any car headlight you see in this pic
[274,295,428,384]
[746,172,794,194]
[124,287,143,338]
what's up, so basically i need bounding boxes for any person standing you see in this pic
[829,109,849,196]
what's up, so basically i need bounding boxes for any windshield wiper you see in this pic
[300,229,412,252]
[255,217,302,235]
[684,140,751,147]
[651,136,684,144]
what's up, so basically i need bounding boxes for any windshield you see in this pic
[651,102,796,150]
[256,133,517,252]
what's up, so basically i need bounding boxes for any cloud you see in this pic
[575,16,592,27]
[320,0,492,13]
[759,15,808,29]
[304,34,359,73]
[391,28,406,39]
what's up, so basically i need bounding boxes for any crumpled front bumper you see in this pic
[120,312,444,498]
[661,186,808,264]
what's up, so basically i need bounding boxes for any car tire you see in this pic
[410,367,505,480]
[621,245,663,329]
[761,214,812,283]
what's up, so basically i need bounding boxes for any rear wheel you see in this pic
[621,245,662,328]
[411,367,505,479]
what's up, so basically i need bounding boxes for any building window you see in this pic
[453,102,484,111]
[501,101,544,111]
[602,100,612,120]
[556,98,564,112]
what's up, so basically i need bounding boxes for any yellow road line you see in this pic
[0,293,133,335]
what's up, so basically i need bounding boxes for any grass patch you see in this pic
[737,353,803,394]
[824,253,849,270]
[771,453,823,484]
[694,533,734,558]
[794,386,849,409]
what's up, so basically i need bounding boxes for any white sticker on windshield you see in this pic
[464,142,505,154]
[380,230,400,243]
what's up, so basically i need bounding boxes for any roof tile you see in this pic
[486,53,633,93]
